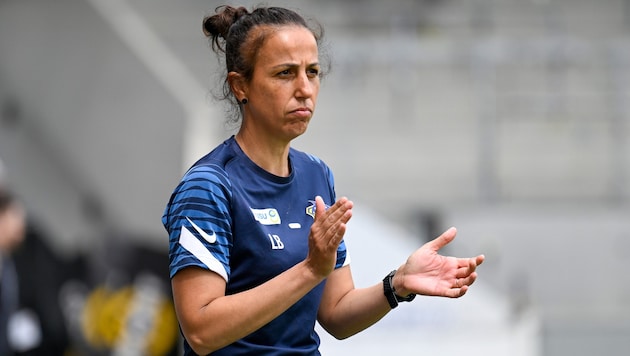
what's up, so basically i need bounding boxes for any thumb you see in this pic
[314,196,326,220]
[426,227,457,252]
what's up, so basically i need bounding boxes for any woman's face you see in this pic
[0,201,25,252]
[240,25,320,143]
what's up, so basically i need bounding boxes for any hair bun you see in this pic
[203,5,249,38]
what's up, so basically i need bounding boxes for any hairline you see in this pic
[238,23,319,82]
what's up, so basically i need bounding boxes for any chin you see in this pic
[286,124,309,140]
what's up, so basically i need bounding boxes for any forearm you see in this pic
[175,261,324,354]
[319,283,392,339]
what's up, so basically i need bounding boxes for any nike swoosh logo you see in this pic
[186,217,217,243]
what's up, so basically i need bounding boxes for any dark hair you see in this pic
[202,5,328,121]
[0,189,14,212]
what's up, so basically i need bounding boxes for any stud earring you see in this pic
[241,98,248,105]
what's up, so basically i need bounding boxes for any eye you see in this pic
[277,69,292,77]
[307,67,320,78]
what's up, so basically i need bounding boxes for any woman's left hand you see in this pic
[394,227,484,298]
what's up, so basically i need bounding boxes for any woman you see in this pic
[162,5,484,355]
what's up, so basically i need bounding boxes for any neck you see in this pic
[235,131,291,177]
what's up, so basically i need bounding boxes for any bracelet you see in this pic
[382,270,416,309]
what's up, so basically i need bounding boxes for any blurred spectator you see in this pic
[0,158,177,355]
[0,159,69,355]
[0,159,27,355]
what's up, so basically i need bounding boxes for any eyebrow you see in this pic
[271,62,320,70]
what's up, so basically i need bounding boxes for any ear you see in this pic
[227,71,247,102]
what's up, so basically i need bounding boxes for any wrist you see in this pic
[299,260,330,284]
[383,270,415,309]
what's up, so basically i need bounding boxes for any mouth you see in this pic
[289,107,313,118]
[292,107,312,113]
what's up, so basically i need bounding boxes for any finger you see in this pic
[456,285,469,297]
[312,197,352,243]
[454,257,482,278]
[458,272,477,288]
[323,198,353,227]
[316,196,347,220]
[455,255,483,271]
[445,285,468,298]
[475,254,485,266]
[454,278,461,289]
[314,196,327,220]
[426,227,457,252]
[329,222,348,247]
[455,266,473,278]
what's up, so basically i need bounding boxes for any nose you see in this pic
[295,71,315,99]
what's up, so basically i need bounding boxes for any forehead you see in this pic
[253,25,319,64]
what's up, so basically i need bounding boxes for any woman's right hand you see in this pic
[305,196,353,278]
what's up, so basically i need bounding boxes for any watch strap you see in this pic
[383,270,416,309]
[382,270,399,309]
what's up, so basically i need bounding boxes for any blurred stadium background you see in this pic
[0,0,629,355]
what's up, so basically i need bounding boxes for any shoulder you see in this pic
[183,163,231,188]
[289,147,332,172]
[181,137,242,186]
[289,148,335,188]
[166,140,244,207]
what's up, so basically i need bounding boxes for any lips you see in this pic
[290,107,313,118]
[292,107,312,114]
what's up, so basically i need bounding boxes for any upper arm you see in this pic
[163,164,233,280]
[171,267,226,335]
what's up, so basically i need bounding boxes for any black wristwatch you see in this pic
[383,270,416,309]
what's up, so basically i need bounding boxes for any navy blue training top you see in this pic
[162,136,349,355]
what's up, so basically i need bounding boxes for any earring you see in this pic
[241,98,248,105]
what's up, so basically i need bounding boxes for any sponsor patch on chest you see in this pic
[250,208,281,225]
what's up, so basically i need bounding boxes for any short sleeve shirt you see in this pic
[162,136,349,355]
